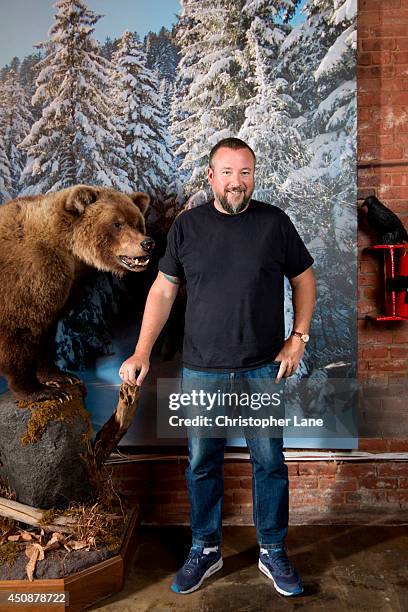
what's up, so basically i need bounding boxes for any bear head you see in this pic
[64,185,154,276]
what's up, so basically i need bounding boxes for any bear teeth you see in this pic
[119,256,149,269]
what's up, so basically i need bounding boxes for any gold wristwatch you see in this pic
[291,330,310,344]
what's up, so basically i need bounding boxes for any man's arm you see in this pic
[274,266,316,383]
[119,271,180,386]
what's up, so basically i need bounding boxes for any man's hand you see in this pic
[119,351,149,387]
[274,336,306,383]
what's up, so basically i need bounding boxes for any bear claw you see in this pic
[40,374,86,397]
[18,387,73,405]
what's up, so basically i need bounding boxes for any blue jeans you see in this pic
[182,363,288,549]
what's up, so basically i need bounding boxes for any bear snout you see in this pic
[141,237,155,253]
[116,236,154,271]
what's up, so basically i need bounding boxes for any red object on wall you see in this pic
[396,248,408,318]
[365,245,408,321]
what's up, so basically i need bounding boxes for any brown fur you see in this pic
[0,185,152,402]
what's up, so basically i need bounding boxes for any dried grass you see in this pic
[0,464,133,580]
[0,478,17,535]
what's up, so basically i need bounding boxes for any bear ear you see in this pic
[129,191,150,215]
[65,186,98,215]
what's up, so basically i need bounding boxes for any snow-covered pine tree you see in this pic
[244,14,328,240]
[143,27,181,221]
[19,52,44,115]
[278,0,357,373]
[306,0,356,189]
[0,70,33,197]
[100,36,119,61]
[145,27,178,116]
[145,27,178,88]
[278,19,324,137]
[239,0,308,207]
[171,0,257,196]
[0,57,20,84]
[310,0,357,373]
[266,0,357,240]
[0,133,12,204]
[112,30,173,204]
[168,9,196,192]
[282,0,357,254]
[20,0,131,195]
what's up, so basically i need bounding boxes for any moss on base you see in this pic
[0,541,24,567]
[38,508,64,527]
[18,384,92,446]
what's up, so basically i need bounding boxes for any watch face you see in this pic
[301,334,310,343]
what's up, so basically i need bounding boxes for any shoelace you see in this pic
[265,548,294,575]
[183,548,204,575]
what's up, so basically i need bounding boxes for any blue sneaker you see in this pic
[258,545,303,596]
[171,545,223,594]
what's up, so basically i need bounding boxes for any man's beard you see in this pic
[217,188,252,215]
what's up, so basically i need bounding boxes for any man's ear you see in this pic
[130,192,150,215]
[64,185,98,215]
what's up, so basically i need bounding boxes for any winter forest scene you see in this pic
[0,0,357,446]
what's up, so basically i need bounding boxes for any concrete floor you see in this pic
[91,525,408,611]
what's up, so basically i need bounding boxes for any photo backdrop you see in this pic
[0,0,357,448]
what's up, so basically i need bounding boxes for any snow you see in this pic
[0,135,12,203]
[326,105,348,131]
[20,0,131,195]
[333,0,357,25]
[112,30,174,196]
[315,80,355,120]
[0,70,33,196]
[280,22,315,53]
[315,25,355,81]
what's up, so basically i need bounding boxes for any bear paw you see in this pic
[38,372,79,385]
[39,373,86,397]
[20,386,73,405]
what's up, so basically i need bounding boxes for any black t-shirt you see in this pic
[159,199,314,371]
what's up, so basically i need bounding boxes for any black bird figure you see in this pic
[361,195,408,245]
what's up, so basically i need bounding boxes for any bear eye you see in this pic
[113,221,123,229]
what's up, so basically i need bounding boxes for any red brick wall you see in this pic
[112,458,408,525]
[110,1,408,524]
[358,0,408,380]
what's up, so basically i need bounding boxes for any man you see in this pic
[119,138,316,597]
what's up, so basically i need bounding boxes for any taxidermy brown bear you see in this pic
[0,185,153,403]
